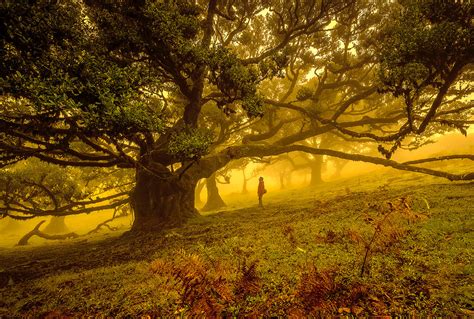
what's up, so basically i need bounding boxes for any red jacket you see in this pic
[258,181,266,196]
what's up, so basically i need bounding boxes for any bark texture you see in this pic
[130,168,199,231]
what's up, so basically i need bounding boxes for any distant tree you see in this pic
[43,216,69,234]
[221,158,265,194]
[201,171,229,212]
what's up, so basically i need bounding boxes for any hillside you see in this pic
[0,165,473,317]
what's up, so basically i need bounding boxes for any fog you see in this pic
[2,132,471,249]
[217,132,474,196]
[2,1,474,315]
[0,211,133,248]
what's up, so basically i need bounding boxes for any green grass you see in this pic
[0,165,473,317]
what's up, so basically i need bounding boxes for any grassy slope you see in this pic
[0,163,473,317]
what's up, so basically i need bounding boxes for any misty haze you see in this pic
[0,0,473,317]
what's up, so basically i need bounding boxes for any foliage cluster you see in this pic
[1,1,162,137]
[168,127,214,161]
[379,0,472,97]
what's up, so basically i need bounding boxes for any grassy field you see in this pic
[0,164,473,317]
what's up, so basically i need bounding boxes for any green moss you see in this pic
[1,167,473,317]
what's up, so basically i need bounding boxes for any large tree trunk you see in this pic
[202,173,226,211]
[309,156,324,186]
[130,168,199,231]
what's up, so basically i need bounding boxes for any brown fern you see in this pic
[296,265,339,314]
[235,258,261,300]
[150,251,232,316]
[359,196,422,277]
[282,224,298,247]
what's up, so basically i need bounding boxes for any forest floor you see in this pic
[0,163,473,318]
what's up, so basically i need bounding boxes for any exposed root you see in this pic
[17,220,79,246]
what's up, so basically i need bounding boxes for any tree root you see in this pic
[86,217,118,235]
[17,220,79,246]
[17,213,123,246]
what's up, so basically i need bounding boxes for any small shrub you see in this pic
[295,265,340,314]
[234,259,261,300]
[315,229,343,244]
[150,251,232,316]
[149,251,262,317]
[282,224,297,247]
[358,197,424,277]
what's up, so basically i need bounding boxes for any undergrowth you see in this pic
[137,195,446,317]
[0,174,472,317]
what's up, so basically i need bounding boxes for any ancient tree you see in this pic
[1,0,472,231]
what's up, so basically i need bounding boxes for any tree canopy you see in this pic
[1,0,472,230]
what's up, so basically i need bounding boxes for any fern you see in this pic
[358,196,425,277]
[149,250,261,316]
[296,265,339,313]
[235,258,261,299]
[282,224,297,248]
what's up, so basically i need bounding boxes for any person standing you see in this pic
[258,176,266,207]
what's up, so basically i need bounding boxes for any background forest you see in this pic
[0,0,473,317]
